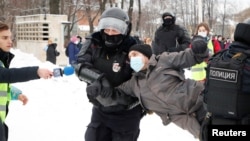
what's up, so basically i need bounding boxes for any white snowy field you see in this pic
[5,49,198,141]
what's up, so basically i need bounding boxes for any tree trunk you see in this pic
[135,0,141,32]
[49,0,60,14]
[128,0,134,22]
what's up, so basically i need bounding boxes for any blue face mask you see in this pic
[130,56,144,72]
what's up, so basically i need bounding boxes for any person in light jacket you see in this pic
[0,22,53,141]
[87,39,208,138]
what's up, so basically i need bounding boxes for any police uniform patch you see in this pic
[112,62,121,72]
[209,67,238,83]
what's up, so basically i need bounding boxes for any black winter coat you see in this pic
[46,43,59,64]
[77,32,140,112]
[152,24,191,55]
[223,41,250,93]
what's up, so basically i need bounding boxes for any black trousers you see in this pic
[85,105,144,141]
[0,119,6,141]
[3,123,8,140]
[3,102,9,141]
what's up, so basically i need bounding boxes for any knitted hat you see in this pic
[234,19,250,45]
[129,44,152,59]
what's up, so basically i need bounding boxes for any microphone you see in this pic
[53,66,74,77]
[63,66,75,76]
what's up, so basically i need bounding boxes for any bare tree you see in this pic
[108,0,118,7]
[169,0,178,15]
[83,0,101,33]
[128,0,134,21]
[49,0,60,14]
[180,1,185,26]
[204,0,215,28]
[190,0,198,33]
[99,0,107,14]
[135,0,141,32]
[139,0,165,38]
[60,0,64,14]
[0,0,248,43]
[121,0,124,9]
[0,0,8,22]
[221,0,227,36]
[62,0,85,38]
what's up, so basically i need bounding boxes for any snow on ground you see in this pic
[5,49,198,141]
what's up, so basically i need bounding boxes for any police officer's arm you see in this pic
[176,26,191,52]
[76,39,92,64]
[74,39,104,84]
[95,78,137,107]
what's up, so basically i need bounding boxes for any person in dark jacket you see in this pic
[152,12,191,55]
[200,18,250,141]
[0,22,53,141]
[73,7,144,141]
[87,39,208,138]
[46,39,59,64]
[67,36,80,65]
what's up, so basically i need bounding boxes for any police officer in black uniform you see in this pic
[200,18,250,141]
[152,12,191,55]
[74,7,144,141]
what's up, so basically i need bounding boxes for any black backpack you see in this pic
[204,49,250,121]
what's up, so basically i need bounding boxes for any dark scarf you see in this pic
[0,49,14,68]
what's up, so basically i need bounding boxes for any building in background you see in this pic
[15,14,70,66]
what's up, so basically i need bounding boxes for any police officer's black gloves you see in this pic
[86,77,113,98]
[99,77,113,98]
[86,80,100,97]
[191,38,208,54]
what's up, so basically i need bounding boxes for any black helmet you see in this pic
[98,7,131,36]
[98,7,132,50]
[234,18,250,45]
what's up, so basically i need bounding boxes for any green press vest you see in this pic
[191,40,214,81]
[0,61,9,122]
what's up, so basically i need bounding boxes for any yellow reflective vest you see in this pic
[0,61,10,122]
[191,39,214,81]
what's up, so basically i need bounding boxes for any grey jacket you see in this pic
[116,48,208,138]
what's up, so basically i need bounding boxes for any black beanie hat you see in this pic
[129,44,152,59]
[234,19,250,45]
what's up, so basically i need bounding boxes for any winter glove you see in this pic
[99,77,113,98]
[86,80,101,97]
[191,38,208,54]
[86,77,113,98]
